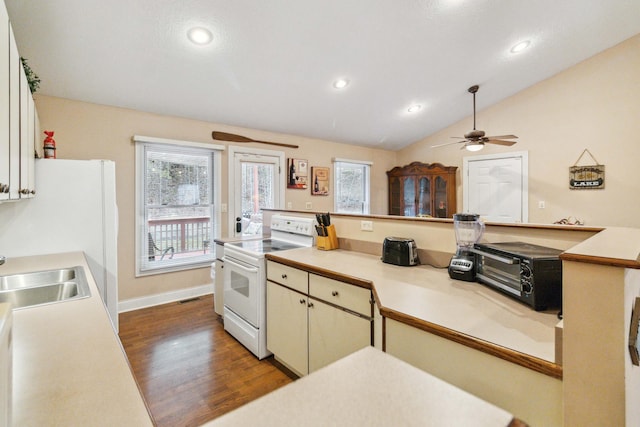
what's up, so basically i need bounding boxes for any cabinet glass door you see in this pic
[403,177,415,216]
[434,176,448,218]
[417,177,431,217]
[389,177,402,215]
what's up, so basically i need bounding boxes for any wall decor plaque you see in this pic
[287,158,308,189]
[311,167,330,196]
[569,149,604,190]
[629,297,640,366]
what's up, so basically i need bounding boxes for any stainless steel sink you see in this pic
[0,266,91,309]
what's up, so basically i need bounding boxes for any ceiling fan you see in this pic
[431,85,518,151]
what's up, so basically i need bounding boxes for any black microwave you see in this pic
[472,242,563,311]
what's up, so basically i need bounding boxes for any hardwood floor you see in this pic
[119,295,295,427]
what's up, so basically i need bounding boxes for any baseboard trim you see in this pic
[119,283,214,313]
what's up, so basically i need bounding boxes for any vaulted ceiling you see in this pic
[6,1,640,150]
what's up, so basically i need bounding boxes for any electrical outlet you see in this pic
[538,201,546,209]
[221,203,227,212]
[287,202,292,209]
[360,220,373,231]
[305,202,312,210]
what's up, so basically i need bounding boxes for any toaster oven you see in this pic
[472,242,563,311]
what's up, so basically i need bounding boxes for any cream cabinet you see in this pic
[266,261,373,377]
[0,5,37,202]
[0,5,9,201]
[18,64,35,198]
[266,280,308,375]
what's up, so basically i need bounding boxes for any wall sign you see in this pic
[569,149,604,190]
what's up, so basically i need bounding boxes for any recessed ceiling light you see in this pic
[187,27,213,45]
[407,104,422,113]
[510,40,531,54]
[333,79,350,89]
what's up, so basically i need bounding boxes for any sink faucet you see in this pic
[0,256,5,266]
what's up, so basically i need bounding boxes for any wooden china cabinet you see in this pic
[386,162,457,218]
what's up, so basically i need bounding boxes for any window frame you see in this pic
[333,158,372,214]
[134,135,224,276]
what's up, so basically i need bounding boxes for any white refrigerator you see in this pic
[0,159,119,331]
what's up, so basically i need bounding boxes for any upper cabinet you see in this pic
[1,2,38,202]
[0,5,9,200]
[386,162,457,218]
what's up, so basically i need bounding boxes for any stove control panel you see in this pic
[271,215,315,236]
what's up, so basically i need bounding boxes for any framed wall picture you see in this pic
[311,167,330,196]
[287,158,308,189]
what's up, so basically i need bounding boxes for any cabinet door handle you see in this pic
[308,302,314,308]
[281,274,288,279]
[299,299,306,305]
[331,291,339,297]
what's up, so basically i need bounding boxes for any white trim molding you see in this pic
[332,157,373,166]
[133,135,225,151]
[119,283,214,313]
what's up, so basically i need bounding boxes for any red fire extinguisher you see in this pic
[43,130,56,159]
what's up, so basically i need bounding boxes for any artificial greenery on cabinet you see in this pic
[20,57,40,93]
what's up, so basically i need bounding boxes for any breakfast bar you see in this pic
[264,246,563,426]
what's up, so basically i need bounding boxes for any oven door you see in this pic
[223,255,261,327]
[473,249,522,297]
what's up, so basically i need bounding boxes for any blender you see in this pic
[448,213,484,281]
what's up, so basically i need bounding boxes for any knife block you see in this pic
[317,225,339,251]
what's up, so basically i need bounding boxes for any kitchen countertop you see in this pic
[266,247,561,377]
[202,346,521,427]
[2,252,153,426]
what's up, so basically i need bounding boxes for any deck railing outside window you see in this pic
[148,216,211,257]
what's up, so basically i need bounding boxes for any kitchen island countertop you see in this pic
[203,346,520,426]
[266,247,561,375]
[2,252,153,426]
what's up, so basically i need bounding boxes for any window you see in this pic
[134,136,223,275]
[333,158,371,214]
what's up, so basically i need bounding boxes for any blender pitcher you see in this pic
[448,213,484,281]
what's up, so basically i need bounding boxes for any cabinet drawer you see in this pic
[309,274,371,317]
[267,261,308,294]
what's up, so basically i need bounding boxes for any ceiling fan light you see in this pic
[465,142,484,152]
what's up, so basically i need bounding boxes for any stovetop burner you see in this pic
[227,238,302,254]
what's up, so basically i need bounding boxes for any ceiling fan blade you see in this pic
[212,131,299,149]
[484,135,518,140]
[450,136,466,139]
[431,140,465,148]
[486,139,517,146]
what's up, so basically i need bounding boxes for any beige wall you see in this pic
[397,33,640,228]
[29,32,639,302]
[32,96,396,301]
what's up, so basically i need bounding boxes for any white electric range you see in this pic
[223,214,315,359]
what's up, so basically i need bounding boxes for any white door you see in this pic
[228,146,285,237]
[463,152,528,223]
